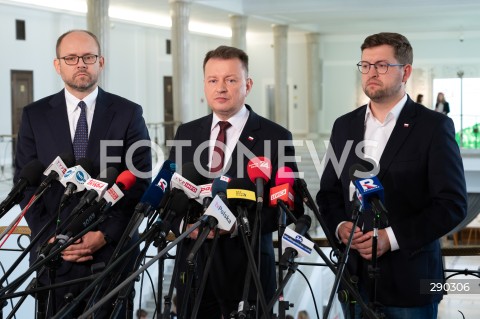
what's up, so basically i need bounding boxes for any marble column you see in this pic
[272,24,288,128]
[230,14,247,51]
[87,0,109,89]
[306,32,321,137]
[169,0,191,123]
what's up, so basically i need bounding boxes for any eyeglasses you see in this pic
[59,54,99,65]
[357,61,405,74]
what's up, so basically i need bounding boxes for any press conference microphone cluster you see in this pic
[0,159,45,217]
[39,169,136,260]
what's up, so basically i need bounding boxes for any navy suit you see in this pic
[14,88,151,317]
[168,105,304,318]
[316,96,467,308]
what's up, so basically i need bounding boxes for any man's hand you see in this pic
[186,223,234,240]
[353,229,391,260]
[61,231,106,263]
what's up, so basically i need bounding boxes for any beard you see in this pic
[64,73,98,92]
[364,82,402,102]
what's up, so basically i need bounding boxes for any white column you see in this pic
[306,32,321,138]
[169,0,191,123]
[230,15,247,51]
[272,24,288,127]
[87,0,109,89]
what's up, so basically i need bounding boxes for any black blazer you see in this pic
[14,88,151,268]
[317,96,467,307]
[168,104,304,306]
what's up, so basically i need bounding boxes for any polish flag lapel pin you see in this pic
[403,123,410,128]
[248,136,254,141]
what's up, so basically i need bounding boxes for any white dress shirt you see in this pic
[65,87,98,141]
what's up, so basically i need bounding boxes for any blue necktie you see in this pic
[73,101,88,160]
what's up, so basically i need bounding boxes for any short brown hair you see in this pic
[203,45,249,75]
[361,32,413,65]
[56,29,101,58]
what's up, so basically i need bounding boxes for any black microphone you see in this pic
[34,152,75,196]
[279,214,312,269]
[70,167,119,216]
[0,159,45,217]
[59,158,94,206]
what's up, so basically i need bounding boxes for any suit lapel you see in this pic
[46,90,75,155]
[227,105,261,177]
[88,88,115,161]
[378,99,416,179]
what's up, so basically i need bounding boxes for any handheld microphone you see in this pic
[102,170,137,207]
[0,159,45,216]
[170,162,203,199]
[247,156,272,203]
[203,175,235,231]
[226,178,256,209]
[134,160,176,217]
[59,158,94,206]
[349,164,388,216]
[34,153,75,196]
[269,166,295,210]
[279,214,313,269]
[70,167,119,216]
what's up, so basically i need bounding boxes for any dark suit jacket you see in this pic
[14,88,151,311]
[168,105,304,313]
[316,96,467,307]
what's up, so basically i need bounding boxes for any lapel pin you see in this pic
[403,123,410,128]
[248,136,254,141]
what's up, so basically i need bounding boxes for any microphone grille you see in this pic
[20,159,45,186]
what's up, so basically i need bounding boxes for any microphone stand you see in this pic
[367,209,384,318]
[323,198,362,319]
[62,216,211,319]
[230,206,269,319]
[276,203,288,319]
[277,199,379,319]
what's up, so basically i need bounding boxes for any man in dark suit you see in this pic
[14,29,151,318]
[168,45,304,318]
[316,32,467,319]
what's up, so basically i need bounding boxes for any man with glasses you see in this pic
[317,32,467,319]
[14,29,151,318]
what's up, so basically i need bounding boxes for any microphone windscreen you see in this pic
[20,160,46,187]
[116,170,136,191]
[212,175,231,197]
[98,167,119,187]
[247,157,272,184]
[169,191,190,213]
[275,166,294,187]
[349,163,368,181]
[59,152,75,168]
[76,158,94,176]
[295,214,312,235]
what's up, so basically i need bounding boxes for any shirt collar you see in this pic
[65,87,99,113]
[211,105,249,132]
[365,94,407,124]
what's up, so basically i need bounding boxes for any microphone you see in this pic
[40,171,136,259]
[247,157,272,204]
[202,175,235,231]
[269,166,295,210]
[59,158,94,206]
[134,160,176,218]
[0,159,45,216]
[349,164,388,216]
[279,214,313,270]
[170,162,204,199]
[293,178,315,211]
[34,153,75,196]
[70,167,119,216]
[226,178,256,235]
